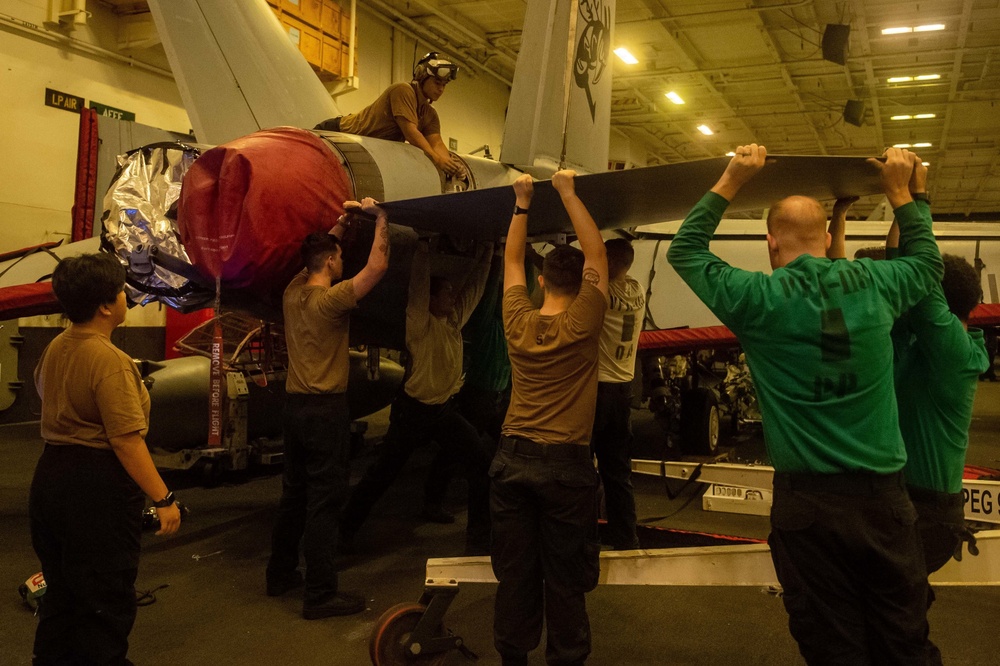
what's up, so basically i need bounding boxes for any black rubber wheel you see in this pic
[369,602,448,665]
[679,388,720,455]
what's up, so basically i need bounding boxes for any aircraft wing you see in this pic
[380,155,883,239]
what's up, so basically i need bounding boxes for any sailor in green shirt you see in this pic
[668,144,943,665]
[888,194,989,664]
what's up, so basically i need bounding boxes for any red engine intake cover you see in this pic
[178,127,351,299]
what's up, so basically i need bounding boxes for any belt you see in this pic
[773,470,905,495]
[499,436,591,460]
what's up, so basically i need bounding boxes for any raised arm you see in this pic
[667,144,768,330]
[407,239,431,332]
[346,197,390,299]
[504,174,533,292]
[827,196,858,259]
[866,150,943,315]
[710,144,767,202]
[454,241,494,326]
[551,170,608,297]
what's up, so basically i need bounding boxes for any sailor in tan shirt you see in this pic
[591,238,646,551]
[342,238,493,553]
[491,171,608,666]
[29,252,180,665]
[267,199,389,620]
[315,52,465,177]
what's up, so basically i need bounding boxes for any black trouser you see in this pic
[268,392,350,604]
[910,485,965,666]
[341,392,492,550]
[423,384,509,514]
[30,444,143,666]
[490,437,600,666]
[769,471,929,666]
[590,381,639,550]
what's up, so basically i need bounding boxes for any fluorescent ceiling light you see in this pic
[887,76,913,83]
[893,143,912,148]
[890,115,913,120]
[665,91,685,105]
[696,125,713,135]
[922,161,930,166]
[914,113,937,119]
[913,142,932,147]
[613,47,639,65]
[882,24,945,35]
[915,74,941,80]
[725,151,736,156]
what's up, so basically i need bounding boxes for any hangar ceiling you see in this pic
[101,0,1000,220]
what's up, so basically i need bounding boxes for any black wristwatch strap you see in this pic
[513,205,530,216]
[153,491,176,508]
[912,192,930,205]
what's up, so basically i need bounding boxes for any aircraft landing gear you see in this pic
[369,581,477,665]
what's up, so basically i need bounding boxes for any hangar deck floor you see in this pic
[2,382,999,666]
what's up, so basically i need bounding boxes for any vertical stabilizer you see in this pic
[147,0,338,145]
[500,0,614,174]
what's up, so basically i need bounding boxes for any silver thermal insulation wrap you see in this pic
[101,142,212,311]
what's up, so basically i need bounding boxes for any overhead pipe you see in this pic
[0,11,172,78]
[361,0,512,88]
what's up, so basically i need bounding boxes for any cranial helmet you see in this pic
[413,52,459,82]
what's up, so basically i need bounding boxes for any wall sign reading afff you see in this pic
[44,88,84,113]
[90,101,135,121]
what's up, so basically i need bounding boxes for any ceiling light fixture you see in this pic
[922,161,930,166]
[665,91,685,105]
[890,115,913,120]
[913,142,932,147]
[915,74,941,81]
[613,47,639,65]
[725,151,736,156]
[887,76,913,83]
[882,24,945,35]
[914,113,937,119]
[893,143,912,148]
[696,125,713,135]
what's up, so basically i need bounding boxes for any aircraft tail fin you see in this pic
[499,0,614,174]
[147,0,338,145]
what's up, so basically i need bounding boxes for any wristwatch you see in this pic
[153,491,176,508]
[513,204,530,216]
[912,192,930,204]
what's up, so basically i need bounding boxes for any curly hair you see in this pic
[941,253,982,321]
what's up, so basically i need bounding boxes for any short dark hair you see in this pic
[301,232,341,273]
[941,253,981,321]
[605,238,634,278]
[542,244,584,296]
[51,253,126,323]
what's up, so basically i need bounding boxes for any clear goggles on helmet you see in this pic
[426,61,459,81]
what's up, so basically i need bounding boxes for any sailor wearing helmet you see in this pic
[315,52,466,177]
